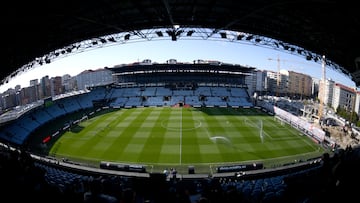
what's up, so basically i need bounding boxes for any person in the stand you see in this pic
[83,177,118,203]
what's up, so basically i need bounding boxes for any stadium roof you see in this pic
[1,0,360,85]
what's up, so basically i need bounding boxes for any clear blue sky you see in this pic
[0,39,355,92]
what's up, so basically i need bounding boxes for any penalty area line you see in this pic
[179,108,182,165]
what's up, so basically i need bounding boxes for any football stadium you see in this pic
[0,61,338,202]
[1,1,360,202]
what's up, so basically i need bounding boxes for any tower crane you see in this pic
[268,56,314,98]
[268,55,281,97]
[318,55,326,122]
[268,55,326,122]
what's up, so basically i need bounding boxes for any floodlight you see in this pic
[220,32,227,39]
[156,31,163,37]
[187,30,194,36]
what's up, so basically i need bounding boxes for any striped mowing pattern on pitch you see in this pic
[51,107,321,166]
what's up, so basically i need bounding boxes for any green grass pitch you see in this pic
[49,107,325,173]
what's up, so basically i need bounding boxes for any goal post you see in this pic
[259,119,264,143]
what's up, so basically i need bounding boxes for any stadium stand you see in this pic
[1,143,359,203]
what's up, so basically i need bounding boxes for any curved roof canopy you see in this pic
[1,0,360,85]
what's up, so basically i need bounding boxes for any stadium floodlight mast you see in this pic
[2,26,349,87]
